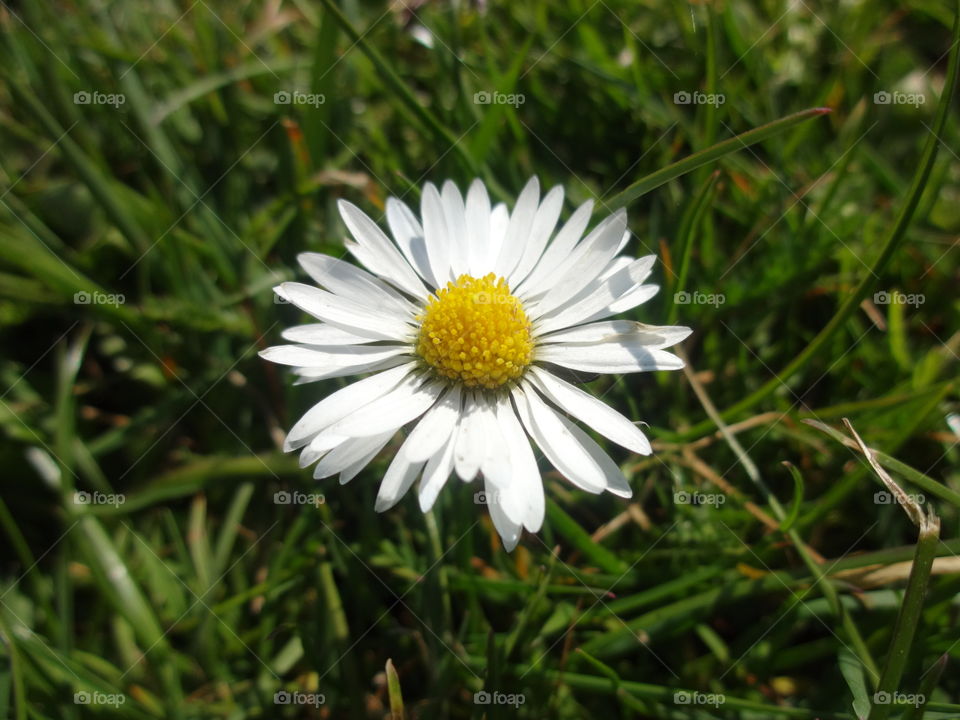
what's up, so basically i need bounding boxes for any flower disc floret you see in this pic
[416,273,533,389]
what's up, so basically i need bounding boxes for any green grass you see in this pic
[1,0,959,718]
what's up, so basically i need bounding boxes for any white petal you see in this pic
[493,177,539,279]
[298,442,329,468]
[512,384,606,493]
[326,376,444,438]
[536,319,641,344]
[303,432,349,464]
[403,384,462,463]
[420,182,451,287]
[281,324,377,346]
[485,203,510,273]
[515,199,594,298]
[273,285,291,303]
[259,343,408,368]
[292,355,409,383]
[339,436,393,485]
[477,398,526,526]
[418,422,459,512]
[309,433,350,454]
[297,253,416,314]
[375,433,425,511]
[539,321,692,348]
[465,179,492,276]
[519,256,635,320]
[338,200,430,299]
[385,197,433,283]
[507,184,564,287]
[532,258,657,335]
[580,283,660,325]
[313,431,395,479]
[494,395,544,532]
[560,414,633,497]
[280,282,414,341]
[442,180,469,277]
[453,394,484,481]
[596,256,635,283]
[485,475,522,551]
[533,209,628,316]
[515,383,632,497]
[283,362,416,450]
[536,343,685,374]
[554,254,655,315]
[528,367,651,455]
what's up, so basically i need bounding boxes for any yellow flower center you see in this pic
[416,273,534,389]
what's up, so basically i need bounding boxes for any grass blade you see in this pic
[606,107,831,209]
[680,1,960,438]
[385,658,405,720]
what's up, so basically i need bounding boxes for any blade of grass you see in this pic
[679,349,879,678]
[667,169,721,324]
[212,481,254,578]
[606,107,831,209]
[0,227,139,326]
[73,515,184,718]
[838,646,871,720]
[573,649,650,713]
[545,500,628,575]
[0,613,27,720]
[809,419,942,720]
[316,0,484,181]
[678,1,960,439]
[385,658,405,720]
[901,654,947,720]
[779,462,805,532]
[803,418,960,509]
[4,78,151,253]
[469,35,534,161]
[466,659,854,719]
[866,515,940,720]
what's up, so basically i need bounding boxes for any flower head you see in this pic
[261,178,691,550]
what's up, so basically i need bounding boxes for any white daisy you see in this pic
[261,177,691,550]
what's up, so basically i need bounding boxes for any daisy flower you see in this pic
[261,178,691,550]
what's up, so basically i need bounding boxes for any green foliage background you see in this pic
[0,0,958,717]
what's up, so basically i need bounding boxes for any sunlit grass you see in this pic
[1,0,958,718]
